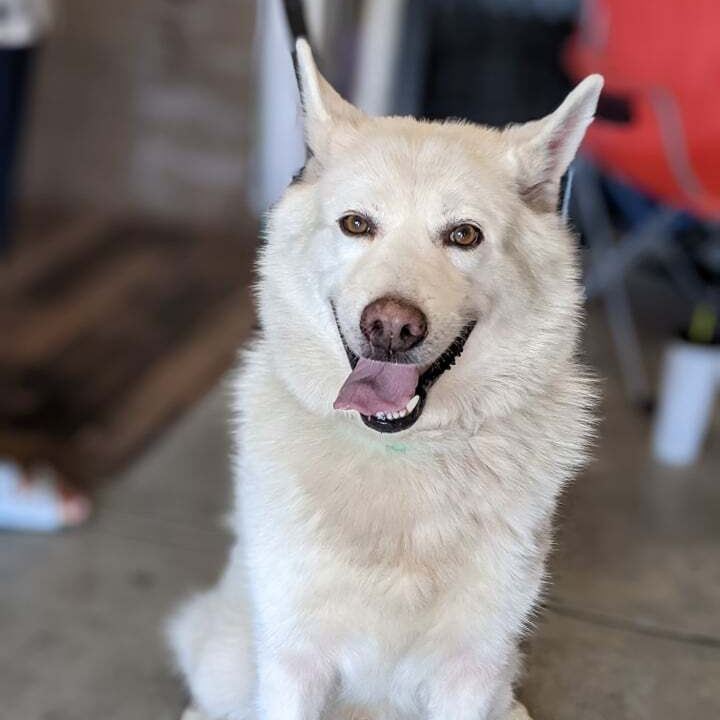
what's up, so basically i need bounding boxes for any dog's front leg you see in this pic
[256,649,335,720]
[424,651,515,720]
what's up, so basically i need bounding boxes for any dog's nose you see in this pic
[360,296,428,354]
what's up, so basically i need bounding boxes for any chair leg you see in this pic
[574,160,652,406]
[603,282,653,409]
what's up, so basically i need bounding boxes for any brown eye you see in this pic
[447,223,483,248]
[339,214,372,236]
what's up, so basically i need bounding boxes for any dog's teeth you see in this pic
[375,411,386,420]
[405,395,420,413]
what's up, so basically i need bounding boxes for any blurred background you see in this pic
[1,1,718,719]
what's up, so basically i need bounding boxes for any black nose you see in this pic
[360,296,428,355]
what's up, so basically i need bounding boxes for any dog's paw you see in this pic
[506,700,532,720]
[180,708,212,720]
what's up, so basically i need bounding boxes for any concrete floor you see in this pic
[2,314,719,720]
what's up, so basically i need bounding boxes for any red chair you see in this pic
[567,0,720,218]
[565,0,720,463]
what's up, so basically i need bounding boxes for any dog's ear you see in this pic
[504,75,603,212]
[295,38,366,159]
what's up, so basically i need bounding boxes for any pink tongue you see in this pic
[334,358,420,416]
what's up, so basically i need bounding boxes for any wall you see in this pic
[18,0,255,229]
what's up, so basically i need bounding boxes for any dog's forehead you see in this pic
[320,119,511,216]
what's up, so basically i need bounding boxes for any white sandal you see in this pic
[0,460,91,532]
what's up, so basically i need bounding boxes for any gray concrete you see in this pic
[0,383,234,720]
[1,313,719,719]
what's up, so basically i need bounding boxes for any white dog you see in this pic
[169,39,601,720]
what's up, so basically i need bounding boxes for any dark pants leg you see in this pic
[0,47,35,253]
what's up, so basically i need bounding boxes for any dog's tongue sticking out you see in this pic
[333,358,419,416]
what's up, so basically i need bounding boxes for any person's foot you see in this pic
[0,460,91,532]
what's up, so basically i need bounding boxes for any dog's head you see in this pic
[257,39,602,435]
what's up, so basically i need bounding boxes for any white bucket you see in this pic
[652,340,720,465]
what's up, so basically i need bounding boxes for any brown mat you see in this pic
[0,208,257,488]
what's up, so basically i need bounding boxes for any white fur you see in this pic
[169,39,602,720]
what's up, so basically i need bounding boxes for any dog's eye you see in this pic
[446,223,484,248]
[339,214,373,237]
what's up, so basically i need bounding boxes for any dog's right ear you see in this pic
[295,38,366,159]
[503,75,603,212]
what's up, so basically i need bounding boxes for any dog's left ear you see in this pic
[504,75,604,212]
[295,38,366,160]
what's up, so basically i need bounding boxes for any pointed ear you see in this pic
[295,38,366,159]
[505,74,604,211]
